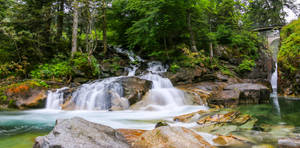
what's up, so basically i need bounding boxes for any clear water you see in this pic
[0,106,208,148]
[1,96,300,148]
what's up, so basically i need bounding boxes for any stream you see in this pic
[1,33,300,147]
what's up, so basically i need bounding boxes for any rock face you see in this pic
[165,66,206,85]
[34,117,130,148]
[132,126,214,148]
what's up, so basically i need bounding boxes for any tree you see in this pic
[71,0,79,57]
[56,0,65,40]
[102,0,108,54]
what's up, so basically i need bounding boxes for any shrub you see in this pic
[170,64,180,73]
[237,59,256,73]
[30,60,72,79]
[71,52,101,77]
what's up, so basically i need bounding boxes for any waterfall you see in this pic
[268,30,281,115]
[46,87,69,109]
[70,77,129,110]
[139,62,185,109]
[115,47,144,76]
[45,49,187,110]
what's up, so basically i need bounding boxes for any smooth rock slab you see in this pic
[34,117,130,148]
[132,126,215,148]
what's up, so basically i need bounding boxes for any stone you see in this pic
[117,129,147,145]
[155,122,169,128]
[165,66,205,85]
[197,111,240,125]
[174,110,210,123]
[224,83,270,104]
[34,117,130,148]
[213,135,251,147]
[209,90,240,108]
[20,90,47,109]
[232,114,251,125]
[119,77,152,105]
[132,126,215,148]
[278,138,300,148]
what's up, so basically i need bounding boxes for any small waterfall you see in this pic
[139,62,186,109]
[268,30,281,115]
[115,47,143,76]
[70,77,128,110]
[46,87,69,109]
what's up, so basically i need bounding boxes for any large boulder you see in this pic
[132,126,214,148]
[224,83,270,104]
[3,80,48,109]
[209,90,240,108]
[34,117,130,148]
[119,77,152,105]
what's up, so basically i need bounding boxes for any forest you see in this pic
[1,0,300,148]
[0,0,298,81]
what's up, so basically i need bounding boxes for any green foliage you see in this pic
[71,52,100,77]
[237,59,256,73]
[30,60,72,80]
[278,19,300,76]
[220,66,234,77]
[170,64,180,73]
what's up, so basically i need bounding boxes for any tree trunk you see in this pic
[56,0,64,40]
[187,11,197,52]
[102,0,108,54]
[71,0,79,57]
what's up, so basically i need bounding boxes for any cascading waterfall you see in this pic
[46,87,69,109]
[46,49,186,110]
[268,30,281,115]
[70,77,128,110]
[140,61,186,109]
[115,47,144,76]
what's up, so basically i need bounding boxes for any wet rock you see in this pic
[117,129,147,145]
[34,117,130,148]
[177,86,211,105]
[278,138,300,148]
[132,126,214,148]
[19,89,47,109]
[232,114,251,125]
[197,111,240,125]
[119,77,152,105]
[213,135,251,147]
[224,83,270,104]
[155,121,169,128]
[4,82,48,109]
[209,90,240,108]
[174,110,211,123]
